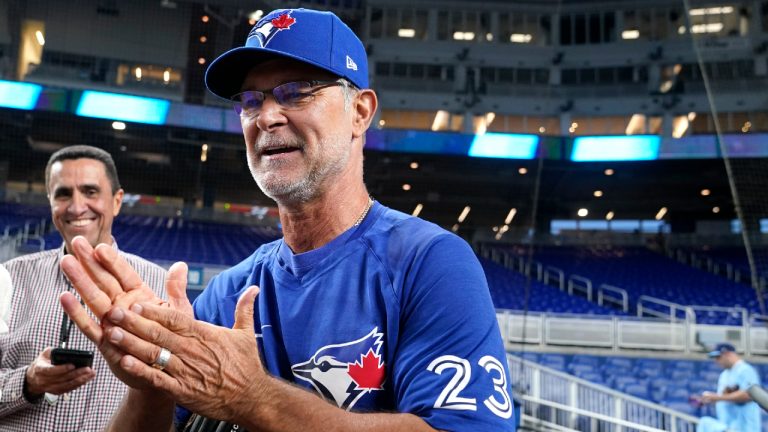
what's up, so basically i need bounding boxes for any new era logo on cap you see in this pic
[205,8,369,100]
[346,55,358,71]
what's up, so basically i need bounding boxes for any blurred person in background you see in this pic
[695,343,761,432]
[0,145,166,431]
[59,8,515,432]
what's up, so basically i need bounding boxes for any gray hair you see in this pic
[338,78,359,111]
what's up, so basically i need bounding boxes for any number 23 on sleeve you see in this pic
[427,355,513,419]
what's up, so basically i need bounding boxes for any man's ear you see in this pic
[351,89,378,140]
[112,188,124,216]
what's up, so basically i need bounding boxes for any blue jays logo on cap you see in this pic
[205,8,369,99]
[247,11,296,48]
[292,328,386,410]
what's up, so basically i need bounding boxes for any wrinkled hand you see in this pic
[102,285,263,423]
[25,347,95,397]
[59,235,193,389]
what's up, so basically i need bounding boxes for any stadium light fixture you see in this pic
[577,208,589,217]
[518,167,528,175]
[398,28,416,38]
[510,33,532,43]
[655,207,668,220]
[672,115,691,138]
[626,114,646,135]
[504,208,517,225]
[163,69,170,83]
[691,23,724,33]
[474,112,496,135]
[713,206,720,214]
[689,6,733,15]
[111,121,126,130]
[593,190,603,198]
[402,184,411,191]
[410,162,419,170]
[431,110,450,131]
[606,211,615,221]
[453,31,475,41]
[701,189,711,196]
[458,206,471,223]
[135,67,142,80]
[248,10,263,22]
[412,203,423,217]
[604,168,614,176]
[621,30,640,40]
[35,30,45,46]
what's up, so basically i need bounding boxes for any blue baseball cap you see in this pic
[205,8,368,100]
[708,343,736,358]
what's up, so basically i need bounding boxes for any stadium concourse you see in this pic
[3,0,768,431]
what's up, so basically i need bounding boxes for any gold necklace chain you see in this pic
[352,197,374,227]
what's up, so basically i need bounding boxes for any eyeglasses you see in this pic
[230,80,344,118]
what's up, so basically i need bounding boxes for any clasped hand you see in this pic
[59,236,265,422]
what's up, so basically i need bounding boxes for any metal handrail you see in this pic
[637,295,693,322]
[521,397,669,432]
[24,237,46,252]
[567,274,593,300]
[509,354,699,432]
[544,266,565,290]
[525,260,543,281]
[687,304,748,324]
[597,283,629,312]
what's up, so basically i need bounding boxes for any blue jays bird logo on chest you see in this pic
[292,327,386,410]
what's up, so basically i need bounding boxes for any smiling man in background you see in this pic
[0,145,166,431]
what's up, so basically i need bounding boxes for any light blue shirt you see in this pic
[715,360,761,432]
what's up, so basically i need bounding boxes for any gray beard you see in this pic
[249,135,350,204]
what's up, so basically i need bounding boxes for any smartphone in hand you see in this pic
[50,348,94,368]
